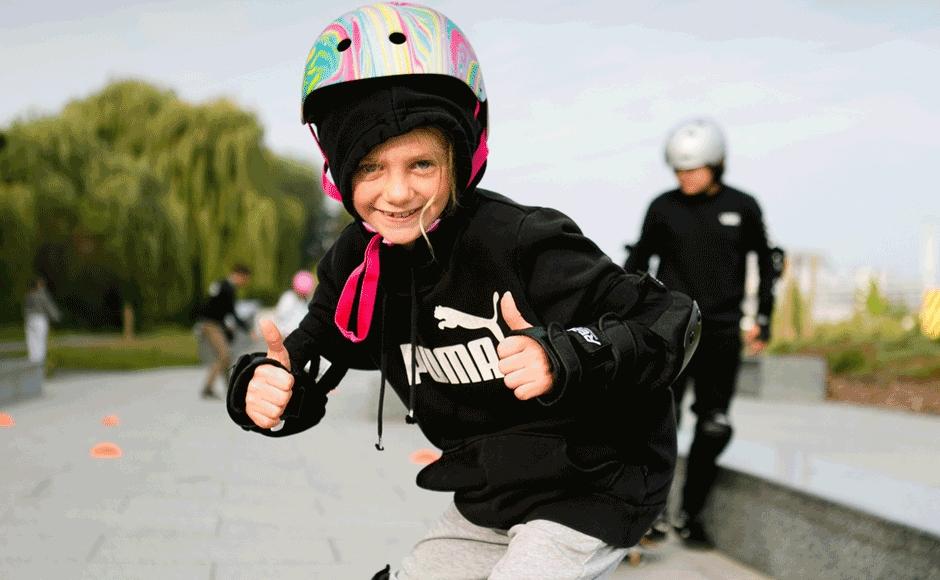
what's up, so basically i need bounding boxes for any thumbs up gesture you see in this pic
[245,319,295,429]
[496,292,553,401]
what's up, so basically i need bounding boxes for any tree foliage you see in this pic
[0,79,333,328]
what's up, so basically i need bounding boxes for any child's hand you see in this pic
[497,292,553,400]
[245,319,294,429]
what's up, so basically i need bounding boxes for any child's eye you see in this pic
[357,163,381,175]
[413,160,435,171]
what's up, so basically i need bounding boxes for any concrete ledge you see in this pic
[699,463,940,580]
[0,358,44,404]
[737,355,827,402]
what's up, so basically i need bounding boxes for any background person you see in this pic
[23,276,61,365]
[194,264,253,399]
[624,118,782,546]
[273,270,316,336]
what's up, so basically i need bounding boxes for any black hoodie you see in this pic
[625,185,777,338]
[228,187,695,548]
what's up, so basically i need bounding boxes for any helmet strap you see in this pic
[308,123,343,201]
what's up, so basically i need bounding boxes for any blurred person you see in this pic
[23,276,61,364]
[194,264,253,399]
[624,118,783,547]
[273,270,316,336]
[224,4,701,579]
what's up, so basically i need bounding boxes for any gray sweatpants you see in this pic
[396,502,628,580]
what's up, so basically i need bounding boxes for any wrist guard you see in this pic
[226,353,346,437]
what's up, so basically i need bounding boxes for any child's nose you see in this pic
[383,172,411,205]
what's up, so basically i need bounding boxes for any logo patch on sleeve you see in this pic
[718,212,741,226]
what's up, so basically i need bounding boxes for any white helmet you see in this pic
[664,118,726,170]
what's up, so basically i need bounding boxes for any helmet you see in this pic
[292,271,315,296]
[300,2,489,208]
[664,118,726,171]
[301,2,486,121]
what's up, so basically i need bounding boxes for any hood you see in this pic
[308,75,487,220]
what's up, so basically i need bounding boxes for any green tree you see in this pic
[0,79,337,329]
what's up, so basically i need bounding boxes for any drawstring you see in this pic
[335,221,439,345]
[406,268,418,424]
[375,293,388,451]
[335,234,382,343]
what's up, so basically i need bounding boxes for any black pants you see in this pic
[672,325,741,519]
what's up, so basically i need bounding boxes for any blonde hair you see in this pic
[416,126,457,259]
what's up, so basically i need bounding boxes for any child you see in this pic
[226,3,700,578]
[273,270,316,336]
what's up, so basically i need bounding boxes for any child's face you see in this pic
[352,127,452,247]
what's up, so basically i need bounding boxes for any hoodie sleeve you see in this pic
[513,207,699,404]
[743,196,778,341]
[283,229,379,372]
[624,203,659,274]
[225,229,376,436]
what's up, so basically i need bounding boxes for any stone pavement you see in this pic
[0,366,767,579]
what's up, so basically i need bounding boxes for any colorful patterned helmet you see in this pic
[665,118,726,171]
[301,2,486,123]
[300,2,489,206]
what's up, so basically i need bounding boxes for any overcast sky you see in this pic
[3,0,939,285]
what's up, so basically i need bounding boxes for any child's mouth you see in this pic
[380,208,420,219]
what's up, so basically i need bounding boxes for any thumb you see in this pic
[500,292,532,331]
[260,318,291,370]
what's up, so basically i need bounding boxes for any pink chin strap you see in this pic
[310,106,489,344]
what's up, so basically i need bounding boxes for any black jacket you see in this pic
[195,278,250,339]
[228,189,697,547]
[625,185,777,338]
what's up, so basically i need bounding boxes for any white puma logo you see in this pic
[434,292,505,342]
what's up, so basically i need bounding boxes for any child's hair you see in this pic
[417,125,457,258]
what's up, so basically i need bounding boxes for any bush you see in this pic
[827,349,868,375]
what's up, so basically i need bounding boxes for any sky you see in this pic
[3,0,939,287]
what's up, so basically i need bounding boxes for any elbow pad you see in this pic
[630,273,701,390]
[226,353,347,437]
[648,292,701,390]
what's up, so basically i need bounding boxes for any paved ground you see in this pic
[0,366,767,579]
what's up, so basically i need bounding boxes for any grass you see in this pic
[0,327,201,372]
[0,324,24,342]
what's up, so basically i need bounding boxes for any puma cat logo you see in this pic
[402,292,507,385]
[433,292,505,342]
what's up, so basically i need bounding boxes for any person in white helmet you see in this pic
[625,118,783,547]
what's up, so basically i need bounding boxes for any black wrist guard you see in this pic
[226,352,346,437]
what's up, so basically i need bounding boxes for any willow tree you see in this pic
[0,79,332,329]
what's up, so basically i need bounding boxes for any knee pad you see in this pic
[694,412,733,458]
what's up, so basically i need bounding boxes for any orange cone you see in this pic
[90,442,123,459]
[0,413,14,428]
[101,415,120,427]
[409,448,441,466]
